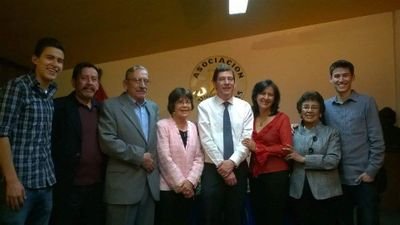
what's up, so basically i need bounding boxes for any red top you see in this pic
[250,112,293,177]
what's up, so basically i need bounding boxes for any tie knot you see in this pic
[223,102,230,108]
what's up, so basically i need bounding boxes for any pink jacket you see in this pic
[157,118,204,191]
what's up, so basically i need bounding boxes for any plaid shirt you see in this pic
[0,73,57,188]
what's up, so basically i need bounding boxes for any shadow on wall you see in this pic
[378,106,400,224]
[379,107,400,151]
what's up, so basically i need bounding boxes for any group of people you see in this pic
[0,37,385,225]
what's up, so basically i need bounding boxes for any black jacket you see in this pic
[51,92,105,190]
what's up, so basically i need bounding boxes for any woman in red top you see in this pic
[242,79,292,225]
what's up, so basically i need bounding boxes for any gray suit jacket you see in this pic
[289,122,342,200]
[98,93,160,204]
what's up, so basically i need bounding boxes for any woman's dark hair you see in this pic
[167,87,194,115]
[251,79,280,117]
[296,91,326,124]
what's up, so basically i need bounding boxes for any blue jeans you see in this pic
[338,183,380,225]
[0,187,53,225]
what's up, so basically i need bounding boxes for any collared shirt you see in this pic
[74,100,104,185]
[324,90,385,185]
[198,96,253,166]
[129,97,149,141]
[0,73,57,188]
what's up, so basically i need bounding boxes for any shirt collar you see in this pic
[298,121,323,133]
[28,73,57,96]
[215,95,233,105]
[333,90,358,104]
[127,94,147,107]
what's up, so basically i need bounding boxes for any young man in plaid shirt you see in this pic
[0,37,64,225]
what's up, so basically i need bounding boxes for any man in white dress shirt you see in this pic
[197,63,253,225]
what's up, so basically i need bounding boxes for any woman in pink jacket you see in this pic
[156,87,204,225]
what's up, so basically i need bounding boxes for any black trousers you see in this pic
[200,162,248,225]
[51,183,105,225]
[249,170,289,225]
[291,178,340,225]
[155,190,194,225]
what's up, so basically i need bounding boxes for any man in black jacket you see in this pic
[51,62,106,225]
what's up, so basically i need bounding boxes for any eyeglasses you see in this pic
[176,99,191,105]
[301,105,320,111]
[126,78,150,85]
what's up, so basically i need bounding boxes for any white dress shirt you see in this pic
[198,96,253,166]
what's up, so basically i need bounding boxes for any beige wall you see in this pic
[56,12,398,123]
[394,10,400,122]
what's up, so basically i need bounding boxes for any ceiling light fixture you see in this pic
[229,0,249,15]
